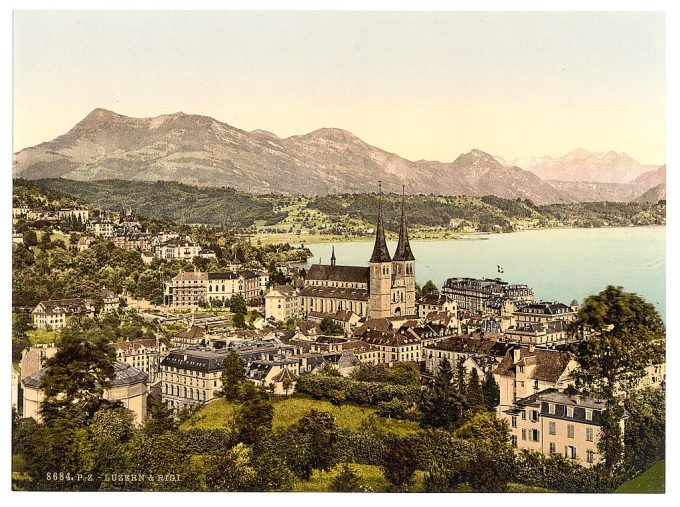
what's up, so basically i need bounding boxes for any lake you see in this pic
[305,226,666,321]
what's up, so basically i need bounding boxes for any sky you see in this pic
[13,10,666,164]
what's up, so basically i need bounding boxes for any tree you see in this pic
[282,378,293,397]
[281,410,338,480]
[382,438,417,492]
[465,368,486,412]
[421,280,440,297]
[328,389,346,409]
[143,395,178,436]
[570,286,665,475]
[320,315,343,335]
[331,464,361,492]
[465,444,515,492]
[482,373,500,410]
[23,229,38,247]
[204,443,258,491]
[221,351,246,402]
[229,293,248,315]
[389,362,420,386]
[235,396,274,446]
[233,312,246,329]
[623,388,665,475]
[39,322,117,425]
[420,358,464,429]
[454,411,510,447]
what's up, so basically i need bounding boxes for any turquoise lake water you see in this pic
[305,226,666,321]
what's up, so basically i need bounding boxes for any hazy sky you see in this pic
[13,10,665,164]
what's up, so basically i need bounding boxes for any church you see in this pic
[300,185,416,319]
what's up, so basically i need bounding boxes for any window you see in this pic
[521,429,526,441]
[586,449,595,464]
[549,442,556,454]
[585,409,593,421]
[530,429,540,442]
[566,406,574,417]
[534,380,539,390]
[586,427,594,442]
[530,410,539,422]
[567,424,574,439]
[521,411,526,421]
[549,421,556,435]
[511,435,518,448]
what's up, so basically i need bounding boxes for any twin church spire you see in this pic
[369,182,414,263]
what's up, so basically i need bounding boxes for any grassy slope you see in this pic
[181,396,420,436]
[616,461,665,494]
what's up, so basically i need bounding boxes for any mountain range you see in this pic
[13,108,665,204]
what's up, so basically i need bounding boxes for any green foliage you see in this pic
[32,178,282,228]
[235,396,274,445]
[421,280,439,297]
[571,286,665,474]
[453,411,510,447]
[623,388,665,475]
[465,444,515,492]
[182,428,233,454]
[330,463,362,492]
[420,358,464,429]
[465,368,486,412]
[277,410,339,480]
[320,315,344,335]
[482,373,500,409]
[295,373,421,406]
[382,437,418,492]
[39,321,117,426]
[143,395,179,436]
[220,351,246,402]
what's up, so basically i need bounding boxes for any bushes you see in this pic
[182,428,234,455]
[295,374,421,406]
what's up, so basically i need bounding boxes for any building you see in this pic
[86,218,115,239]
[160,349,227,410]
[164,272,209,307]
[12,206,29,218]
[22,362,148,425]
[31,298,96,330]
[354,320,422,365]
[422,333,510,374]
[417,293,456,318]
[265,285,301,322]
[77,235,96,252]
[164,270,269,307]
[112,338,170,384]
[494,345,577,413]
[442,277,534,314]
[513,301,577,325]
[503,319,571,346]
[12,230,23,244]
[155,237,201,261]
[171,325,208,348]
[100,288,121,313]
[112,229,151,252]
[502,388,620,467]
[58,207,90,222]
[301,185,416,320]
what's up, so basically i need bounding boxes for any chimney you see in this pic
[512,347,521,364]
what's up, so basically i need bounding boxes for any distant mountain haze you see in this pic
[13,109,665,204]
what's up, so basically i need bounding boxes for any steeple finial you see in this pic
[370,181,391,263]
[330,245,336,266]
[393,183,415,261]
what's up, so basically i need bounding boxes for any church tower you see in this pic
[391,185,416,316]
[368,182,393,319]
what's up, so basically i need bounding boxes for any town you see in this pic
[10,180,666,493]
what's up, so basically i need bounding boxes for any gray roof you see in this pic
[22,361,147,389]
[306,264,369,284]
[161,349,227,372]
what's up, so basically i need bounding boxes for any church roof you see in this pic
[306,264,369,283]
[370,185,392,263]
[393,188,415,261]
